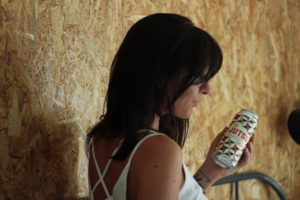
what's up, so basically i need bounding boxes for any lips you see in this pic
[192,101,199,107]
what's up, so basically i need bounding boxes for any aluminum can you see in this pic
[213,109,258,168]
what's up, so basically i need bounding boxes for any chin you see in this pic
[174,112,192,119]
[173,108,193,119]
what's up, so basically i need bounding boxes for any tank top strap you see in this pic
[89,130,164,200]
[103,138,124,177]
[90,138,124,199]
[90,138,112,198]
[127,130,165,164]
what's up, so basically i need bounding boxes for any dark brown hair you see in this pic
[86,13,223,160]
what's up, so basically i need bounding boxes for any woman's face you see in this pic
[173,82,210,118]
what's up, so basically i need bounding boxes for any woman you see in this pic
[86,13,254,200]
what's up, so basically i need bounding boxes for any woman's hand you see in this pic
[194,127,255,192]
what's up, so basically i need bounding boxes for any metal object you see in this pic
[213,172,288,200]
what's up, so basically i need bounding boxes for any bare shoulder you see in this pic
[129,134,183,199]
[137,135,182,160]
[134,134,182,166]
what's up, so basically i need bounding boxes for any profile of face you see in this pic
[173,82,210,119]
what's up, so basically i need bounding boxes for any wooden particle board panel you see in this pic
[0,0,299,199]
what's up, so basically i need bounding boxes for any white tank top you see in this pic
[88,130,207,200]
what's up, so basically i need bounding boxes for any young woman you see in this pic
[86,13,254,200]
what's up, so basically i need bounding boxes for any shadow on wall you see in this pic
[275,104,292,146]
[0,16,83,200]
[3,117,80,199]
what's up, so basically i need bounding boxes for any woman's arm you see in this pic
[129,135,184,200]
[194,128,255,193]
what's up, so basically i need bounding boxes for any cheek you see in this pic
[173,106,193,119]
[177,88,197,103]
[173,98,194,118]
[172,86,199,118]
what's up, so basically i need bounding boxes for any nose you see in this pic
[199,82,210,95]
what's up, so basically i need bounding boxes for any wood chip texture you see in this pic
[0,0,299,199]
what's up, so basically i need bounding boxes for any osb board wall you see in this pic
[0,0,299,199]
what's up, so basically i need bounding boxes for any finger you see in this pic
[223,126,229,133]
[238,147,250,168]
[217,129,226,139]
[218,127,229,138]
[246,141,253,154]
[214,127,229,142]
[250,133,255,144]
[245,147,251,159]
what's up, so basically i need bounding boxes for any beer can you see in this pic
[213,109,258,168]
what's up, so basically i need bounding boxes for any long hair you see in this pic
[86,13,223,160]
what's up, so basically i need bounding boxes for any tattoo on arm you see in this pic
[194,170,211,193]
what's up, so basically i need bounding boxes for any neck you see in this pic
[151,114,160,130]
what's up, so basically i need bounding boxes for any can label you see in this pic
[213,109,258,168]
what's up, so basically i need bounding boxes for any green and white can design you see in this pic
[213,109,259,168]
